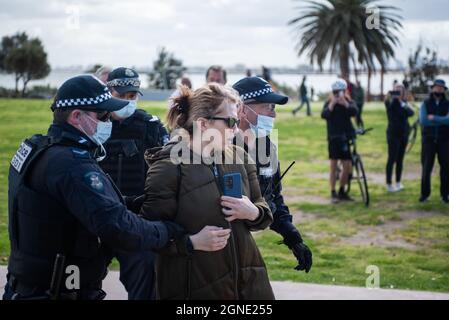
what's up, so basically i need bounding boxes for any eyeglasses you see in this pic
[91,111,111,122]
[207,117,240,128]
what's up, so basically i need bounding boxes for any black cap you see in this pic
[51,75,129,112]
[106,67,142,95]
[431,79,448,90]
[232,76,289,105]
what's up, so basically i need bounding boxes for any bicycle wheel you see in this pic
[354,155,370,206]
[406,123,418,153]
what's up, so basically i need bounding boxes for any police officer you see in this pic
[232,77,313,273]
[101,67,169,198]
[3,75,185,300]
[419,79,449,203]
[99,68,170,300]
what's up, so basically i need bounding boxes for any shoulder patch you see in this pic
[72,148,91,159]
[149,115,160,122]
[11,141,33,173]
[84,171,105,192]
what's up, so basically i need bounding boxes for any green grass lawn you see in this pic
[0,98,448,293]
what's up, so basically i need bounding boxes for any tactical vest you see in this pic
[8,134,110,289]
[100,110,160,196]
[422,98,449,142]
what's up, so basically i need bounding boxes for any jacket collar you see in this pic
[47,122,97,151]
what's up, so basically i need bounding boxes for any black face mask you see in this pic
[433,92,445,99]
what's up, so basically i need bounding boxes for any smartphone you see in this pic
[222,173,242,198]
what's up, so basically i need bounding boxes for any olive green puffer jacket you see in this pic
[140,142,274,300]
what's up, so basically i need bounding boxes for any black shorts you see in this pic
[328,139,352,160]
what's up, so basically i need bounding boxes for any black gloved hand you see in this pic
[282,230,313,273]
[164,221,187,241]
[124,195,145,214]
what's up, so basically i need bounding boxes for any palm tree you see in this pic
[289,0,402,87]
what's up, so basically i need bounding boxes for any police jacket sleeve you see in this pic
[51,162,170,252]
[268,164,298,238]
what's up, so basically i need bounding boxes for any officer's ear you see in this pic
[67,109,83,126]
[238,104,247,122]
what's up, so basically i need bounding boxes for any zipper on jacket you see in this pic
[210,162,240,300]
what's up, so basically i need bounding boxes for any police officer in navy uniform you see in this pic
[232,77,313,273]
[3,75,185,300]
[101,67,169,199]
[100,68,170,300]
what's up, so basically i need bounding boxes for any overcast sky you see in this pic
[0,0,448,69]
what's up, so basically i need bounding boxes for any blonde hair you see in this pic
[167,83,241,133]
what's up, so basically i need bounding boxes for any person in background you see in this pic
[352,81,365,129]
[205,65,227,84]
[321,79,358,203]
[419,79,449,203]
[94,65,111,84]
[385,84,414,192]
[180,77,192,89]
[292,76,311,116]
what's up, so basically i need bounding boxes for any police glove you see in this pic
[282,230,313,273]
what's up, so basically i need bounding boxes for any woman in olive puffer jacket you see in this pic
[140,83,274,300]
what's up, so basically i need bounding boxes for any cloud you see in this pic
[0,0,448,68]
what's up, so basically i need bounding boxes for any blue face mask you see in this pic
[80,113,112,161]
[246,107,275,138]
[114,99,137,119]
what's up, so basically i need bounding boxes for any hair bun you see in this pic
[176,94,190,114]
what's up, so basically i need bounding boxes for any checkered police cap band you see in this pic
[240,87,273,101]
[106,78,141,88]
[54,90,113,108]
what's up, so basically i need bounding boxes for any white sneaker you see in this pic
[396,182,405,191]
[387,184,397,193]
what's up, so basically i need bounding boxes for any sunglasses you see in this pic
[89,111,111,122]
[207,117,240,128]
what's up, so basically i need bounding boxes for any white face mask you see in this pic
[114,99,137,119]
[78,112,112,161]
[246,106,275,138]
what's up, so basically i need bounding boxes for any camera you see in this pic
[390,90,401,98]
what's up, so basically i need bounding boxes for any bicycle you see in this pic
[406,118,419,153]
[336,128,372,207]
[406,101,421,154]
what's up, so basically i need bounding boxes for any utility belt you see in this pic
[7,275,106,300]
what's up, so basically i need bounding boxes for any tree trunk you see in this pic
[22,77,30,97]
[380,66,385,100]
[367,68,372,102]
[339,44,350,81]
[14,74,20,95]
